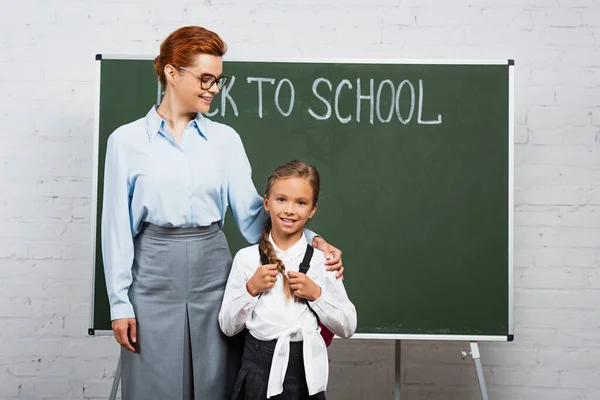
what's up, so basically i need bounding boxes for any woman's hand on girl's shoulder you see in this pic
[312,237,344,280]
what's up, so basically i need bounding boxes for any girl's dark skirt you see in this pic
[120,222,240,400]
[232,332,327,400]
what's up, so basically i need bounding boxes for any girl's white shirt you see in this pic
[218,234,357,398]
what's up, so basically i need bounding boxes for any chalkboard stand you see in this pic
[394,341,489,400]
[394,340,402,399]
[461,342,489,400]
[109,355,121,400]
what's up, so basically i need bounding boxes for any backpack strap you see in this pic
[299,244,314,274]
[256,247,272,300]
[297,245,330,340]
[259,246,269,266]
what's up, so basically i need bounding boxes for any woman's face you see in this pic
[172,54,223,114]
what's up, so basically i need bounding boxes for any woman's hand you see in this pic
[312,237,344,279]
[288,271,322,301]
[246,264,279,297]
[112,318,137,352]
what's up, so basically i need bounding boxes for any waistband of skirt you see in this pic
[246,331,304,355]
[139,222,220,238]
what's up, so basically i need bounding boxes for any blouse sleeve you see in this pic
[101,133,136,320]
[218,249,260,336]
[308,262,357,339]
[226,133,265,244]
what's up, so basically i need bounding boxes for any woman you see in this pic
[101,26,343,400]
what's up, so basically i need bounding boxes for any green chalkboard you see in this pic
[91,57,513,341]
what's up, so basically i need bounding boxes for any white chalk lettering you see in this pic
[247,77,275,118]
[335,79,353,124]
[271,76,442,126]
[395,80,415,125]
[274,78,295,117]
[220,75,238,117]
[376,79,395,123]
[418,79,442,125]
[356,78,374,124]
[307,78,332,121]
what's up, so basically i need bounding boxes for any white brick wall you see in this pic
[1,0,599,399]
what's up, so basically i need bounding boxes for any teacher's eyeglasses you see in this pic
[174,65,230,90]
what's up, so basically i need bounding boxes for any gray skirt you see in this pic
[121,222,239,400]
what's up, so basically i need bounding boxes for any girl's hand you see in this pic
[288,271,322,301]
[246,264,279,297]
[112,318,137,352]
[312,237,344,279]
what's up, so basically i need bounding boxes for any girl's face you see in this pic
[170,53,223,114]
[264,177,318,241]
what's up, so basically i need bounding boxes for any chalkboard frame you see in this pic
[89,55,514,342]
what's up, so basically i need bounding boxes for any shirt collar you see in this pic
[269,233,308,260]
[145,105,208,142]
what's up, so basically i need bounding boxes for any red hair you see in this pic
[154,26,227,87]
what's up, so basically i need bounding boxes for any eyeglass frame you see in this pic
[172,65,230,90]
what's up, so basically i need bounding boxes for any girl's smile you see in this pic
[280,217,298,226]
